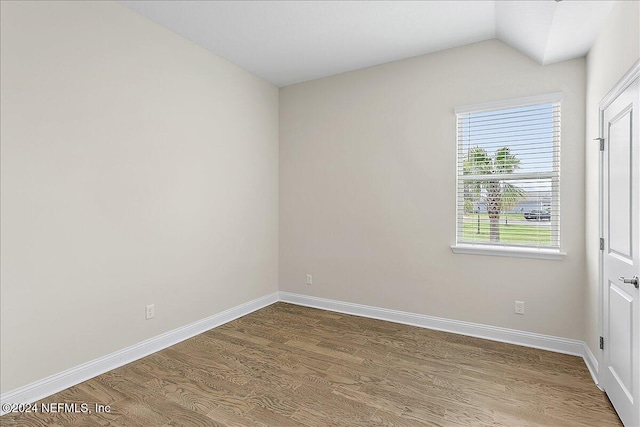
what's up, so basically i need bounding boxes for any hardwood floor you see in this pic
[1,302,622,427]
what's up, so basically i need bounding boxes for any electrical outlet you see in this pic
[146,304,155,320]
[515,301,525,315]
[306,274,313,285]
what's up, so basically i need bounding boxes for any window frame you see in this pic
[450,93,566,260]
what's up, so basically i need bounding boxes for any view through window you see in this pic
[456,95,561,250]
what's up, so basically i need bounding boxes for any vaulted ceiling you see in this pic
[121,1,615,87]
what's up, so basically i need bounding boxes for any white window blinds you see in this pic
[456,94,561,250]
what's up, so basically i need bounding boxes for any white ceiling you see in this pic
[121,0,615,87]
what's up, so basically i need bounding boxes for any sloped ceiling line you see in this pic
[121,1,615,87]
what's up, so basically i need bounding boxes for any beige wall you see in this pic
[0,1,279,393]
[4,0,629,398]
[280,40,586,340]
[585,1,640,372]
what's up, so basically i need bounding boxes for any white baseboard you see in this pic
[583,343,601,389]
[1,289,600,415]
[0,292,279,415]
[279,292,599,383]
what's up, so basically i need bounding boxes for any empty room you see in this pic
[1,0,639,426]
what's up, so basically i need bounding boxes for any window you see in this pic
[453,93,562,258]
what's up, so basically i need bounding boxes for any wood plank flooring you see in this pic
[0,302,622,426]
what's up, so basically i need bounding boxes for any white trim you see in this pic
[597,86,605,387]
[597,59,640,388]
[451,244,566,260]
[0,292,279,414]
[583,343,602,390]
[455,92,563,114]
[599,59,640,111]
[279,291,596,379]
[1,290,601,414]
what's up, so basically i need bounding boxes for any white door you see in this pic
[602,69,639,427]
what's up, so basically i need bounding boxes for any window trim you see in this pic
[452,93,564,259]
[450,243,566,260]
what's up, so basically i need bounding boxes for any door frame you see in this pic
[598,59,640,388]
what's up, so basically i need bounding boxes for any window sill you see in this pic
[450,244,566,260]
